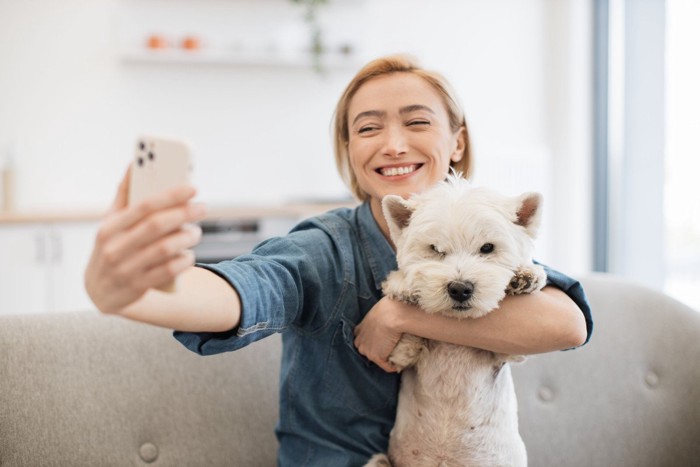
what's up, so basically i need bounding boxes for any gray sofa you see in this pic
[1,274,699,466]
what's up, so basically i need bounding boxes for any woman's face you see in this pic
[347,73,465,226]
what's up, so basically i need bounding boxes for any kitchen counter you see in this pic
[0,201,358,225]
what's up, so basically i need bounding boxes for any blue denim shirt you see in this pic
[174,201,593,467]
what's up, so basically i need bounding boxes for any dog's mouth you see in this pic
[451,303,472,312]
[375,163,423,177]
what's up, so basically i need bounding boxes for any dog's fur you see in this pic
[365,176,546,467]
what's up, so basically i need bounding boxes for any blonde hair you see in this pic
[333,54,473,201]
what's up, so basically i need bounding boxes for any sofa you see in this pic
[1,273,699,466]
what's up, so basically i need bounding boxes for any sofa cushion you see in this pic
[0,312,281,466]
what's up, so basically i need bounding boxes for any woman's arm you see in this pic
[84,167,241,332]
[354,286,587,372]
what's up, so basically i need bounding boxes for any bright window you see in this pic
[665,0,700,310]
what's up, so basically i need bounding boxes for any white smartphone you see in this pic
[129,135,192,206]
[129,135,194,292]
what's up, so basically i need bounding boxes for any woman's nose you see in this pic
[381,125,408,157]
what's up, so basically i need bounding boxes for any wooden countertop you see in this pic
[0,201,358,225]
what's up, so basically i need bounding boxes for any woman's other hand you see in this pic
[354,296,417,373]
[84,167,208,315]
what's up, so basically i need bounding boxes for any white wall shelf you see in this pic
[119,48,361,69]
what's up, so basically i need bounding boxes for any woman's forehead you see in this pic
[349,73,447,117]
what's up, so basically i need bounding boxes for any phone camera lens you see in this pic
[138,141,145,151]
[137,157,144,167]
[148,151,155,161]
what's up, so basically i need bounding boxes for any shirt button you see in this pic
[139,443,159,463]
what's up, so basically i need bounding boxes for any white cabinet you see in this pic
[0,221,98,315]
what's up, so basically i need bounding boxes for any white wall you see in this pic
[0,0,593,275]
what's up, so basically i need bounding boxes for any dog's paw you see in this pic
[388,334,425,372]
[382,273,420,306]
[506,265,547,295]
[365,454,392,467]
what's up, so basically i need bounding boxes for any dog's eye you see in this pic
[430,244,446,258]
[480,243,495,254]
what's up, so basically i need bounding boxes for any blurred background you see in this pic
[0,0,697,314]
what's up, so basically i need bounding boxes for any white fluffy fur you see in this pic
[365,175,547,467]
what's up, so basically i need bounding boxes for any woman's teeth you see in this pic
[380,165,418,177]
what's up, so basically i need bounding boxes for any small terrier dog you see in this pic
[366,175,547,467]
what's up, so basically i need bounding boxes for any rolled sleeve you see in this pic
[174,226,344,355]
[173,259,292,354]
[539,262,594,346]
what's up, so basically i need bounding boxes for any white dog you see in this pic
[366,175,547,467]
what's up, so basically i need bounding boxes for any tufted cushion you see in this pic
[512,273,700,467]
[0,312,281,466]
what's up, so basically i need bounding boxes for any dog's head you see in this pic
[382,176,542,319]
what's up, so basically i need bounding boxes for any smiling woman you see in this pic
[84,53,591,466]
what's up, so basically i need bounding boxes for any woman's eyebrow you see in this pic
[399,104,436,115]
[352,110,385,126]
[351,105,435,126]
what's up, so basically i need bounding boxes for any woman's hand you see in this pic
[354,297,418,373]
[84,167,208,315]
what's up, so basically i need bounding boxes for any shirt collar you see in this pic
[357,201,397,291]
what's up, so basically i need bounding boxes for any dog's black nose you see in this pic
[447,281,474,303]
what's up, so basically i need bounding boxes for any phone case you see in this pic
[129,135,193,293]
[128,136,192,206]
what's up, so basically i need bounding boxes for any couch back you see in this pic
[512,273,700,467]
[0,312,281,466]
[1,274,699,466]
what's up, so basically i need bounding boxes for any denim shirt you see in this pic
[174,201,593,467]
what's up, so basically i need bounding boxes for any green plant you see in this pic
[291,0,329,72]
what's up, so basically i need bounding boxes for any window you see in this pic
[665,0,700,310]
[595,0,698,312]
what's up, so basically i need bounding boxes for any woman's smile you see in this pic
[376,163,423,178]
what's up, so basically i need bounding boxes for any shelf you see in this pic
[119,48,361,69]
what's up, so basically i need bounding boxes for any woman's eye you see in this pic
[408,120,430,127]
[357,123,380,134]
[480,243,495,254]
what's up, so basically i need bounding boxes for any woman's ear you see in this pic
[450,126,467,163]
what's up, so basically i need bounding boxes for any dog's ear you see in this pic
[382,195,415,242]
[514,192,542,237]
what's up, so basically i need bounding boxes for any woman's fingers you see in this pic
[108,165,132,214]
[141,249,197,291]
[98,183,198,243]
[103,201,206,263]
[116,223,202,278]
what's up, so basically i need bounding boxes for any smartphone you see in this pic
[129,135,192,206]
[129,135,194,292]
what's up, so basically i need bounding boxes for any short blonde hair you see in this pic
[333,54,473,201]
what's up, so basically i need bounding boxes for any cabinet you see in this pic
[0,221,98,315]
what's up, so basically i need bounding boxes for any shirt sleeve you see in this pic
[174,225,343,355]
[537,262,594,346]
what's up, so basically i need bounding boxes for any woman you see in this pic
[85,55,592,466]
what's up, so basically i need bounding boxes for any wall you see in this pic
[0,0,593,274]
